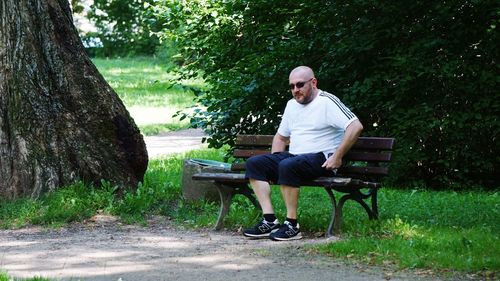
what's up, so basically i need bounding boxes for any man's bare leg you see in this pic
[280,185,300,219]
[249,178,274,214]
[269,185,302,241]
[243,179,280,238]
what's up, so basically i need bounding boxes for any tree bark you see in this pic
[0,0,148,199]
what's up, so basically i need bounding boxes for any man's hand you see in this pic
[322,154,342,171]
[322,120,364,172]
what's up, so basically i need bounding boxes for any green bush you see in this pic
[155,0,499,189]
[87,0,162,57]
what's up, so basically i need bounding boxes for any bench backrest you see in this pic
[231,135,395,181]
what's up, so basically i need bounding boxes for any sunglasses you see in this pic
[289,78,313,90]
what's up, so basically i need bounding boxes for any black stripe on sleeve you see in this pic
[319,92,355,119]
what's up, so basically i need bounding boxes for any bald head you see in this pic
[288,66,318,104]
[289,66,315,81]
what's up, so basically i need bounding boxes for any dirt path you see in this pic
[143,128,207,158]
[0,215,469,281]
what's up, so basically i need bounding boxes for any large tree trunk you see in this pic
[0,0,148,199]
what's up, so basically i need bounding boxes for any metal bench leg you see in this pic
[324,187,338,237]
[214,184,235,230]
[334,194,371,234]
[351,188,378,220]
[329,189,379,235]
[370,188,379,219]
[349,195,376,220]
[334,195,350,234]
[335,189,378,232]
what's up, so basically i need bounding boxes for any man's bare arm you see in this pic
[322,120,364,170]
[271,133,290,153]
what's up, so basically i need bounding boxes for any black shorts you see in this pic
[245,152,335,187]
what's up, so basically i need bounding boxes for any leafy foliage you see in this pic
[87,0,162,56]
[155,0,499,189]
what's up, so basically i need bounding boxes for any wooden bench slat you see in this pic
[345,151,392,162]
[233,150,392,162]
[352,137,395,150]
[232,163,389,176]
[236,135,395,151]
[231,163,246,171]
[340,166,389,176]
[306,177,380,189]
[236,135,275,146]
[233,149,271,158]
[193,173,380,189]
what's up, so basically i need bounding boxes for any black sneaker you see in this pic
[269,221,302,241]
[243,219,280,238]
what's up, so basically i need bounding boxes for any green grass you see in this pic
[138,123,190,136]
[0,181,117,228]
[92,57,202,108]
[0,271,51,281]
[92,57,203,134]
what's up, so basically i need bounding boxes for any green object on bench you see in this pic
[193,134,395,236]
[188,159,231,170]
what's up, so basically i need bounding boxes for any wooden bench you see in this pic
[192,134,395,237]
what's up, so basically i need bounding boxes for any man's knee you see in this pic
[278,157,301,174]
[245,155,262,173]
[277,159,302,187]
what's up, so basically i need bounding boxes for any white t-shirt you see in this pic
[277,90,358,157]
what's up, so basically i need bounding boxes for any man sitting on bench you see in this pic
[243,66,364,241]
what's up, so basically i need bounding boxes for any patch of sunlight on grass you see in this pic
[93,57,204,131]
[386,217,423,239]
